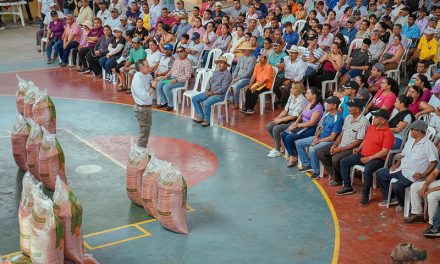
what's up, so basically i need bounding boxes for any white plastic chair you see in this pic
[258,66,279,115]
[347,38,364,58]
[293,20,307,33]
[321,71,340,99]
[181,69,212,117]
[196,48,222,73]
[428,64,437,78]
[388,179,411,217]
[386,45,408,84]
[210,89,230,126]
[400,40,412,80]
[172,80,189,111]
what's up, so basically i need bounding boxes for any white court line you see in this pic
[59,128,125,169]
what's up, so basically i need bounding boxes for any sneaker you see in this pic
[125,89,132,94]
[359,195,369,207]
[157,104,167,108]
[201,121,210,127]
[388,198,398,206]
[267,149,281,158]
[404,214,424,224]
[240,108,248,113]
[246,109,255,114]
[335,186,355,196]
[311,172,320,180]
[422,226,440,237]
[423,225,433,234]
[166,106,173,111]
[81,69,91,74]
[328,180,342,186]
[193,118,204,123]
[378,200,388,207]
[59,62,67,67]
[298,166,312,172]
[395,205,404,213]
[46,58,53,64]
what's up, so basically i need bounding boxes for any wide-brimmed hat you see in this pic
[238,41,256,51]
[214,56,230,67]
[80,20,93,29]
[287,45,302,56]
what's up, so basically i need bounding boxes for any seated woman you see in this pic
[333,33,348,55]
[338,6,352,29]
[156,46,192,111]
[113,30,134,89]
[216,16,231,36]
[72,21,91,70]
[311,43,343,91]
[99,27,126,82]
[281,87,324,167]
[260,37,273,55]
[266,82,307,158]
[295,1,307,20]
[325,10,338,34]
[364,77,398,114]
[86,25,114,77]
[414,74,433,102]
[158,24,176,52]
[388,95,415,150]
[250,36,261,58]
[46,11,65,64]
[377,22,390,43]
[212,24,232,54]
[200,21,218,67]
[407,86,424,116]
[227,25,245,53]
[78,18,104,73]
[354,74,372,105]
[379,34,404,71]
[145,39,162,73]
[367,63,386,95]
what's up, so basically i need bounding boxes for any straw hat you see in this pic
[80,20,93,29]
[237,41,256,51]
[214,56,231,67]
[287,45,302,56]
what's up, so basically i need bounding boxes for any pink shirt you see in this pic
[66,22,82,43]
[372,89,397,113]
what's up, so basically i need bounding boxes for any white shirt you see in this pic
[284,56,307,81]
[97,9,111,23]
[284,94,307,117]
[390,4,404,20]
[157,55,173,73]
[104,16,122,31]
[399,136,439,181]
[38,0,52,16]
[150,2,162,27]
[333,3,349,20]
[187,41,204,65]
[131,72,153,106]
[145,49,163,68]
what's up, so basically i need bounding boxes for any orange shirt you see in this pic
[252,62,275,90]
[361,125,394,159]
[291,4,299,14]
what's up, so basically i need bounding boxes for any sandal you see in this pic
[287,159,298,167]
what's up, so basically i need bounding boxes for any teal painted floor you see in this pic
[0,96,335,263]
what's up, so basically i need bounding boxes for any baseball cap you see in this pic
[113,27,122,33]
[409,120,429,132]
[346,98,364,109]
[215,1,222,7]
[132,37,140,43]
[191,32,200,40]
[324,96,341,105]
[163,43,174,51]
[373,63,385,73]
[391,243,427,263]
[430,16,438,22]
[343,81,360,91]
[371,109,390,120]
[49,2,57,7]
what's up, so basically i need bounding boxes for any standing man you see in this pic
[192,56,232,127]
[131,59,153,148]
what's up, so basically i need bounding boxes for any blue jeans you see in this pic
[340,66,362,78]
[304,66,316,79]
[433,205,440,228]
[296,137,332,174]
[281,126,317,157]
[377,168,413,207]
[340,153,384,196]
[392,137,402,150]
[231,78,250,104]
[63,8,74,15]
[47,39,62,60]
[58,41,79,64]
[156,80,185,107]
[99,55,121,75]
[192,93,224,122]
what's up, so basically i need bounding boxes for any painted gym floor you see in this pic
[0,64,438,263]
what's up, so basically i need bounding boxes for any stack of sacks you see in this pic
[126,140,149,206]
[33,88,57,133]
[39,127,66,190]
[23,82,38,119]
[15,75,28,115]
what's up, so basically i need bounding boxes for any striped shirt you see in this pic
[170,58,192,83]
[298,46,324,69]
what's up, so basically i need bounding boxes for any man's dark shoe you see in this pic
[404,214,425,224]
[157,104,167,108]
[359,195,369,207]
[311,172,320,179]
[193,118,204,123]
[329,180,342,186]
[423,225,433,234]
[59,62,67,67]
[335,186,354,196]
[423,226,440,237]
[125,89,132,94]
[166,106,173,111]
[201,121,210,127]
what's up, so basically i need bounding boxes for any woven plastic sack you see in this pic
[16,75,28,115]
[30,187,64,264]
[18,173,41,256]
[53,176,84,264]
[142,156,171,219]
[39,127,66,190]
[157,166,189,234]
[11,114,30,171]
[33,88,57,133]
[23,82,38,119]
[26,120,43,181]
[126,140,149,206]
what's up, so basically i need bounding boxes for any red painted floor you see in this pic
[1,68,439,263]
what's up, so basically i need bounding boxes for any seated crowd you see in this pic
[39,0,440,237]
